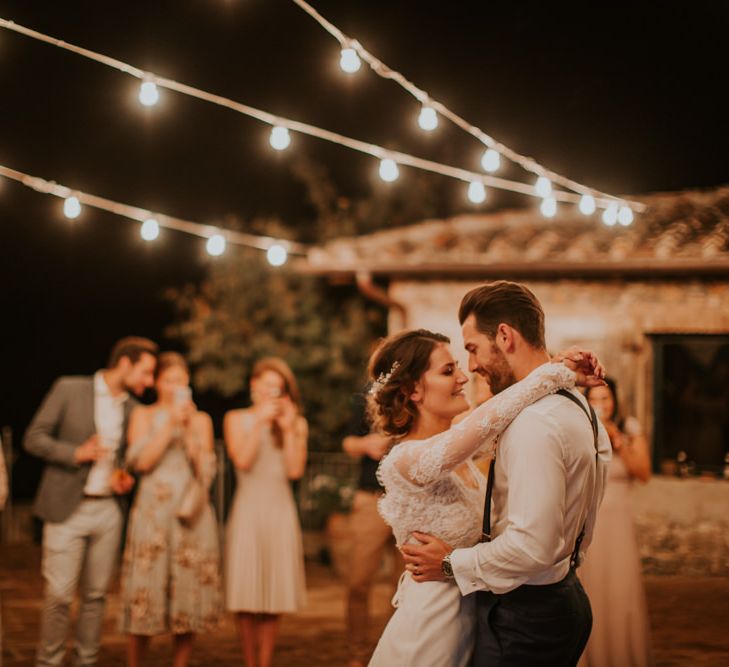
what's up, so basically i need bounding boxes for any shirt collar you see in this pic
[94,371,129,404]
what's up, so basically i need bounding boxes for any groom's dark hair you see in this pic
[459,281,546,349]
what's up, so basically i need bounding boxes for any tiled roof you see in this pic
[303,185,729,278]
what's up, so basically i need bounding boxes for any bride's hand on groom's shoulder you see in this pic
[401,532,453,583]
[552,346,607,388]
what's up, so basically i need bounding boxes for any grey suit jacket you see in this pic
[24,375,137,523]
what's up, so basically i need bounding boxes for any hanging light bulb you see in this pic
[267,244,288,266]
[418,105,438,131]
[269,126,291,151]
[602,204,618,226]
[206,233,226,256]
[535,176,552,198]
[467,181,486,204]
[63,195,82,219]
[480,149,501,173]
[618,205,634,226]
[141,218,160,241]
[579,194,596,215]
[138,78,160,107]
[340,47,361,73]
[379,158,399,182]
[540,196,557,218]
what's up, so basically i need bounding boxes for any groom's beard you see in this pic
[483,347,517,395]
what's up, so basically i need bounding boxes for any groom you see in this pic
[402,281,611,667]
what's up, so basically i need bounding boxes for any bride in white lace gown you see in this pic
[366,329,578,667]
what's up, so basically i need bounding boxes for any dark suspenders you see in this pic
[481,388,600,569]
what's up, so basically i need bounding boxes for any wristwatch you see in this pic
[441,552,454,579]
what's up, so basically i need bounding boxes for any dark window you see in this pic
[652,335,729,475]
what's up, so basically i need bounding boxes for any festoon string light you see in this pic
[289,0,644,224]
[0,164,304,261]
[0,16,645,224]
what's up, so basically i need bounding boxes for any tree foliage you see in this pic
[166,158,443,450]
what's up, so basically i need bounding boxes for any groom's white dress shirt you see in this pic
[451,387,611,596]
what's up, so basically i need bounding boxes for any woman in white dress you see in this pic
[366,329,596,667]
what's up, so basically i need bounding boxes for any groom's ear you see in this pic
[495,323,516,354]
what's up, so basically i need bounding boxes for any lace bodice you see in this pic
[377,362,576,548]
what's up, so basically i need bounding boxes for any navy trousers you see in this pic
[471,569,592,667]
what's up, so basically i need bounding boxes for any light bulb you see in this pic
[535,176,552,198]
[540,196,557,218]
[579,194,596,215]
[379,158,399,182]
[63,196,82,219]
[141,218,160,241]
[418,105,438,131]
[138,79,160,107]
[267,244,288,266]
[602,204,618,226]
[340,48,361,73]
[481,149,500,173]
[206,233,226,256]
[269,126,291,151]
[467,181,486,204]
[618,206,634,226]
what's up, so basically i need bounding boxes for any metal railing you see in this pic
[209,443,359,532]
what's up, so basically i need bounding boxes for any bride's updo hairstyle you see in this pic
[367,329,450,438]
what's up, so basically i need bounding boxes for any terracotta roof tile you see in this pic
[304,185,729,277]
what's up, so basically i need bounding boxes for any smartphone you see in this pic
[174,386,192,406]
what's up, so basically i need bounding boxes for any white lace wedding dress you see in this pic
[369,362,577,667]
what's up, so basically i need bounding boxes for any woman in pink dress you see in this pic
[579,377,653,667]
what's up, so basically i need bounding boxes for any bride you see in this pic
[366,329,602,666]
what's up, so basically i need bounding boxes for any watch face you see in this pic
[442,557,453,577]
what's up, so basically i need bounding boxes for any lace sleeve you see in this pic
[392,362,576,486]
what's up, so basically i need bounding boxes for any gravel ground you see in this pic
[2,544,728,666]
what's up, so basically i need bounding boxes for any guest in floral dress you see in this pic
[120,352,222,667]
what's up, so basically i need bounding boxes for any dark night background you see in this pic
[2,1,728,498]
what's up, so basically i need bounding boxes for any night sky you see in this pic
[2,1,728,494]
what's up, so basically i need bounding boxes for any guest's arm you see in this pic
[282,416,308,480]
[224,409,266,471]
[612,418,651,482]
[343,433,390,460]
[187,411,216,486]
[127,407,175,473]
[24,379,97,468]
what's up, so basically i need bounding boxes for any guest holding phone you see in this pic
[224,358,308,667]
[578,377,652,667]
[120,352,222,667]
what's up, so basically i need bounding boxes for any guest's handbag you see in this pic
[176,477,207,526]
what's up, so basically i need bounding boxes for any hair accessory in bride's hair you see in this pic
[369,361,400,398]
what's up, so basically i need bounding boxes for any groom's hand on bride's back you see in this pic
[401,532,453,583]
[552,346,607,388]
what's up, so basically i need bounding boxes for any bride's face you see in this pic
[411,343,469,421]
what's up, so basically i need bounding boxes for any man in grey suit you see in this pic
[24,337,158,667]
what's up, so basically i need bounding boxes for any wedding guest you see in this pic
[224,358,307,667]
[342,391,402,667]
[579,377,653,667]
[24,337,157,667]
[0,435,7,510]
[120,352,222,667]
